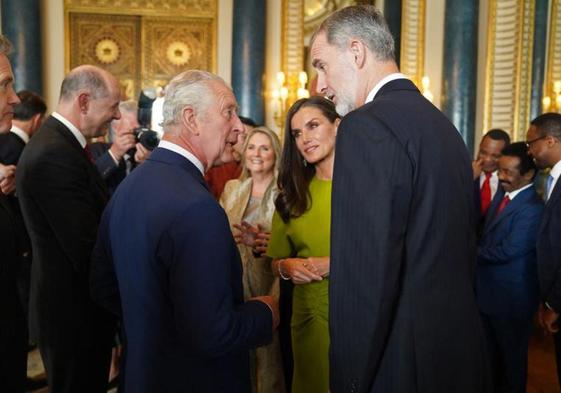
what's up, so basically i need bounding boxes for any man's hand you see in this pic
[134,143,151,164]
[0,163,16,195]
[539,303,560,334]
[472,158,483,180]
[109,130,136,162]
[251,295,279,330]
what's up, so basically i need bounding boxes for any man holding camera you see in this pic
[89,100,152,194]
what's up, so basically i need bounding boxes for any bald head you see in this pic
[57,65,122,138]
[59,65,116,102]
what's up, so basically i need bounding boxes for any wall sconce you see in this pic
[543,80,561,112]
[272,71,310,128]
[421,76,434,103]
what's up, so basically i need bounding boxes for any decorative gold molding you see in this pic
[282,0,305,75]
[64,0,216,18]
[400,0,426,87]
[545,0,561,106]
[483,0,534,141]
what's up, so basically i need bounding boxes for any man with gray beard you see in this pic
[310,5,491,393]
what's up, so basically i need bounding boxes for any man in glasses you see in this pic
[526,112,561,388]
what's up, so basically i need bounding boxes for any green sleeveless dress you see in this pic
[267,177,331,393]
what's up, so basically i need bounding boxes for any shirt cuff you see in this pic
[107,149,120,166]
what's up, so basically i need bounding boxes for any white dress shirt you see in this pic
[504,182,533,201]
[10,125,29,144]
[158,140,204,175]
[52,112,87,148]
[479,171,500,200]
[365,73,408,104]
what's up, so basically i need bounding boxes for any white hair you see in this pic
[162,70,225,131]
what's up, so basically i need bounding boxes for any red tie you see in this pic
[480,172,493,215]
[84,145,94,163]
[496,195,510,215]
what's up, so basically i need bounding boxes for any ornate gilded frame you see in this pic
[545,0,561,106]
[64,0,217,98]
[483,0,534,141]
[400,0,426,86]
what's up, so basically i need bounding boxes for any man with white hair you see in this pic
[91,69,279,392]
[17,64,121,393]
[310,5,491,393]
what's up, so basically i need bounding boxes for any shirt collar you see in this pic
[365,73,408,104]
[550,160,561,181]
[52,112,87,148]
[158,140,205,175]
[505,183,533,200]
[10,125,29,144]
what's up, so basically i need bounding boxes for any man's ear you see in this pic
[349,39,367,68]
[30,113,42,132]
[77,92,90,114]
[180,105,199,135]
[523,168,536,182]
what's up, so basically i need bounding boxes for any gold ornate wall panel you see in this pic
[400,0,425,86]
[69,13,141,99]
[65,0,217,100]
[484,0,534,141]
[545,0,561,103]
[141,17,215,88]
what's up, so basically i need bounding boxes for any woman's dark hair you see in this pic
[275,96,340,222]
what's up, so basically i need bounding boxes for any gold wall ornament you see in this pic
[544,0,561,113]
[65,0,217,100]
[64,0,216,17]
[95,38,121,64]
[141,16,215,88]
[68,12,140,98]
[400,0,426,87]
[483,0,534,141]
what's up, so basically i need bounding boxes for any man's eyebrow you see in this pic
[0,75,13,84]
[312,59,321,68]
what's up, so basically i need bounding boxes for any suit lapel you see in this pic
[48,116,109,203]
[540,179,561,231]
[484,186,534,234]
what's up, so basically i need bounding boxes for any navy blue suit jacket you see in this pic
[537,174,561,312]
[91,147,272,393]
[476,186,542,319]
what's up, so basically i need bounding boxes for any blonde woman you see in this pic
[220,126,285,393]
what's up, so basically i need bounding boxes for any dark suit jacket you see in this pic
[329,79,491,393]
[91,147,273,393]
[0,131,26,165]
[0,194,26,392]
[537,172,561,312]
[88,141,130,195]
[476,186,542,319]
[16,116,115,359]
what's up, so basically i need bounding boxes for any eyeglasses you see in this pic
[525,136,547,148]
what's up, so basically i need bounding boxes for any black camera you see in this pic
[132,126,160,151]
[133,89,160,151]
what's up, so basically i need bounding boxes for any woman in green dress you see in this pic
[267,96,340,393]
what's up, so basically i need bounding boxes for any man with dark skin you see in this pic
[526,113,561,389]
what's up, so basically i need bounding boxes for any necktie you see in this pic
[545,175,554,201]
[84,145,94,164]
[480,172,493,215]
[496,195,510,215]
